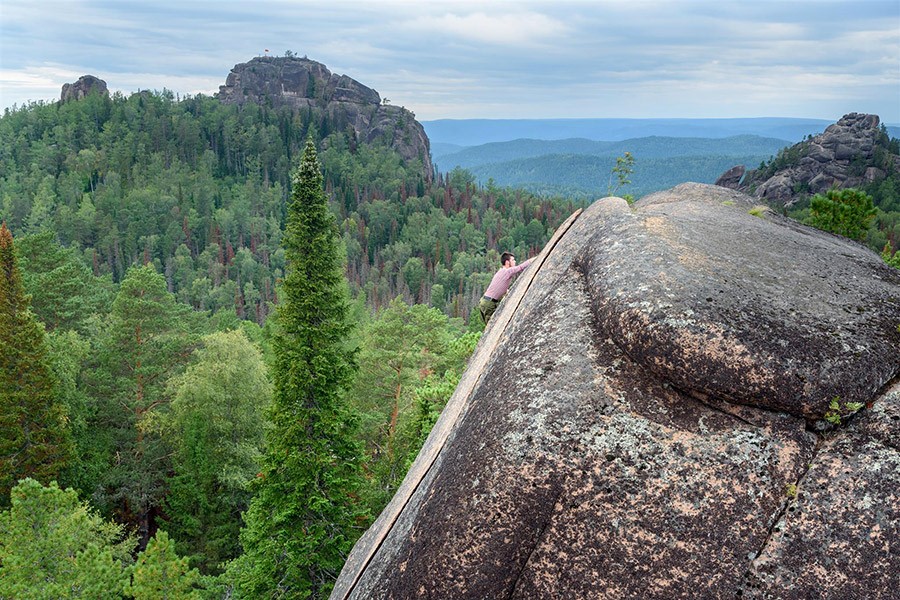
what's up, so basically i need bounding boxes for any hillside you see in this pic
[0,61,577,327]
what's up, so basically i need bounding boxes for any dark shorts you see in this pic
[479,295,500,324]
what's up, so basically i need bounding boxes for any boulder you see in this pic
[60,75,108,103]
[714,164,744,189]
[333,183,900,599]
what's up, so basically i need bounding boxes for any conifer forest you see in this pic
[0,86,898,598]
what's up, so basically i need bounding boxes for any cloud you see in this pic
[404,10,569,46]
[0,0,897,121]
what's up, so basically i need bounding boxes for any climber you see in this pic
[479,252,536,325]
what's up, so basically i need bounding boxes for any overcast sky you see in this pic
[1,0,898,122]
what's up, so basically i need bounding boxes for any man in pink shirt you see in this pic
[479,252,536,325]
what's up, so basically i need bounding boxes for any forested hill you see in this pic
[0,61,578,324]
[431,135,791,199]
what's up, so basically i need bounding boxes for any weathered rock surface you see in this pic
[717,113,899,205]
[218,56,433,181]
[60,75,108,103]
[713,164,745,188]
[333,183,900,599]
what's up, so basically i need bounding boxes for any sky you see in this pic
[1,0,898,122]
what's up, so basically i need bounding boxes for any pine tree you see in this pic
[807,187,877,241]
[0,223,72,506]
[229,140,366,599]
[91,264,196,548]
[127,531,202,600]
[0,478,133,599]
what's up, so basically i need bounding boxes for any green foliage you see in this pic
[748,205,769,218]
[126,531,202,600]
[807,188,876,241]
[89,264,198,546]
[164,330,271,574]
[228,140,365,599]
[350,296,466,510]
[608,151,634,196]
[0,478,134,599]
[0,90,576,326]
[15,230,113,332]
[882,240,900,269]
[824,397,865,425]
[0,224,72,506]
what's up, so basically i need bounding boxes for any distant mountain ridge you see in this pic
[423,117,900,147]
[433,135,791,171]
[432,134,792,200]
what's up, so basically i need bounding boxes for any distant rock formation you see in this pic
[717,113,898,205]
[60,75,108,103]
[333,183,900,599]
[218,56,433,181]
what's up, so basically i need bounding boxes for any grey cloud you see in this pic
[1,0,897,121]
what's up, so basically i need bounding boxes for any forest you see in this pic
[1,87,898,598]
[0,89,579,598]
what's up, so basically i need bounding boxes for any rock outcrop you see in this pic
[218,56,433,181]
[717,113,899,205]
[60,75,108,103]
[333,183,900,599]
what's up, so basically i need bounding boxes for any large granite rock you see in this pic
[333,183,900,599]
[218,56,433,181]
[717,113,899,205]
[60,75,108,103]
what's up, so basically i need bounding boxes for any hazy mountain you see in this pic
[422,117,841,146]
[467,153,778,200]
[432,135,791,171]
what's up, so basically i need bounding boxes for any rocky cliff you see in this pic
[60,75,108,103]
[333,183,900,599]
[716,113,899,205]
[218,56,433,181]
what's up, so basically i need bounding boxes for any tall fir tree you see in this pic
[0,223,72,506]
[229,140,366,599]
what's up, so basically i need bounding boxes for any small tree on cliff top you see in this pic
[230,139,366,599]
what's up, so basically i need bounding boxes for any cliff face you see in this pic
[218,57,433,181]
[60,75,108,103]
[716,113,898,205]
[333,183,900,599]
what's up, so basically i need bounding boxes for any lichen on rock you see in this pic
[333,183,900,600]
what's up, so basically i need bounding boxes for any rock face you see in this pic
[717,113,898,205]
[218,56,433,181]
[60,75,108,103]
[333,183,900,599]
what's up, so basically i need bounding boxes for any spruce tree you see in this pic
[0,223,72,506]
[230,140,365,599]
